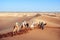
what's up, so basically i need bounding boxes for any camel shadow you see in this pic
[0,28,31,39]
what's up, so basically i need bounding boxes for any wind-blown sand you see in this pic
[0,12,60,40]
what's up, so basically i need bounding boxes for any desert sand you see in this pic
[0,12,60,40]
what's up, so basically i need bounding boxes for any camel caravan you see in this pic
[13,21,47,34]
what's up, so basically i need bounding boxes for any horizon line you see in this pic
[0,11,60,13]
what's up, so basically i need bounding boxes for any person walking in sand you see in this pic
[38,21,47,30]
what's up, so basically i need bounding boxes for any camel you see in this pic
[30,22,36,29]
[13,22,20,34]
[20,21,29,29]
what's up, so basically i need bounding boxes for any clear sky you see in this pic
[0,0,60,12]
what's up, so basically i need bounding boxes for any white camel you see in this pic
[30,22,35,29]
[20,21,28,29]
[13,22,20,34]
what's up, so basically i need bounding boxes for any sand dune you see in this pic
[0,13,60,40]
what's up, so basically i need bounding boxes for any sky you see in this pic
[0,0,60,12]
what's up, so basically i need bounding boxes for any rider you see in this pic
[39,21,47,30]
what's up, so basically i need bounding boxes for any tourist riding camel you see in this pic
[20,21,29,29]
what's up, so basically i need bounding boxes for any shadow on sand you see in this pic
[0,28,31,39]
[0,27,60,39]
